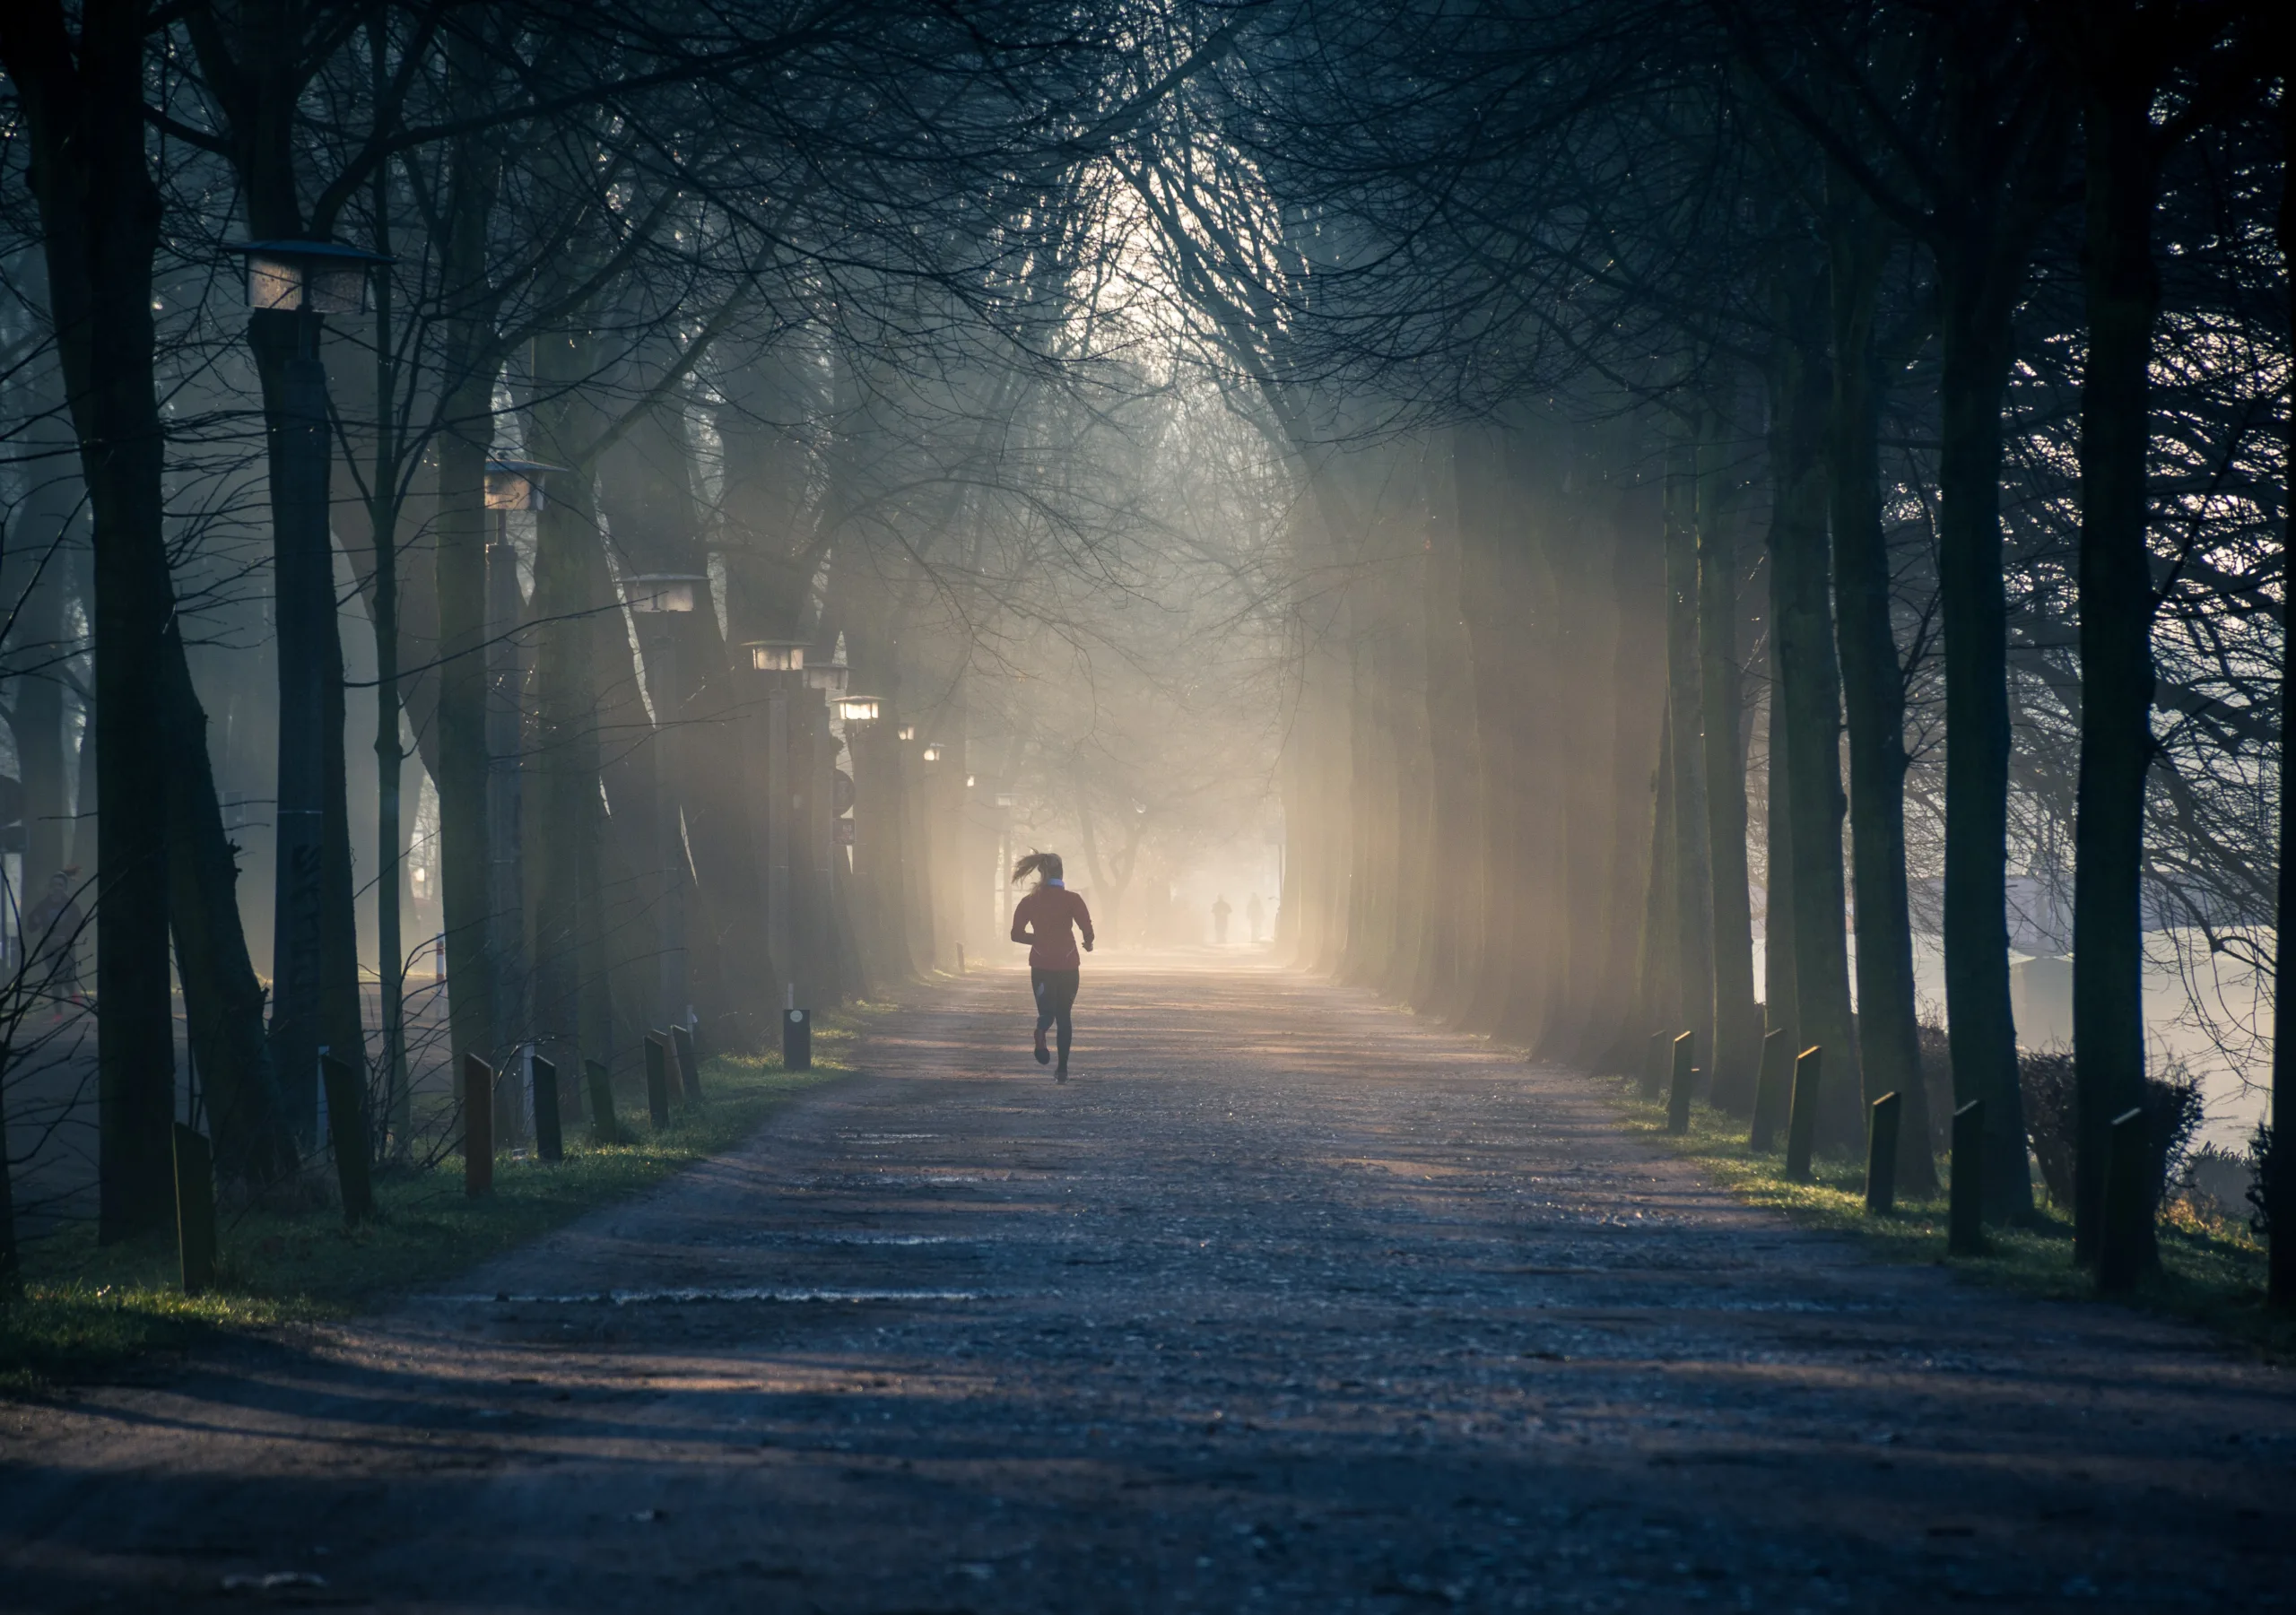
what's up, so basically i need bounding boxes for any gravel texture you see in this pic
[4,959,2292,1612]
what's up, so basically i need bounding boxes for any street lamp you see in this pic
[631,573,706,616]
[482,461,559,1092]
[835,694,882,725]
[744,638,806,673]
[629,573,706,1035]
[226,239,388,1144]
[804,647,848,696]
[485,458,562,512]
[741,639,813,1000]
[897,725,916,742]
[921,743,944,763]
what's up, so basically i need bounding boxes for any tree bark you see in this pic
[161,622,293,1186]
[1698,412,1761,1112]
[2066,11,2163,1272]
[431,70,507,1080]
[1598,473,1667,1068]
[1762,618,1798,1039]
[2,0,180,1241]
[1664,443,1715,1072]
[1768,258,1863,1143]
[2271,52,2296,1307]
[1827,180,1937,1194]
[1936,253,2035,1221]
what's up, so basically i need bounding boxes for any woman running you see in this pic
[1009,851,1093,1081]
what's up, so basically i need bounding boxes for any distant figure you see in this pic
[24,868,85,1005]
[1246,892,1265,944]
[1211,893,1232,945]
[1009,851,1094,1081]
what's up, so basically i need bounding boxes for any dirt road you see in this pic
[4,961,2291,1611]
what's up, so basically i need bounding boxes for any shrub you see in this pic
[2248,1123,2279,1238]
[2181,1142,2254,1223]
[2018,1046,2202,1217]
[2019,1048,2078,1207]
[1917,1020,1954,1152]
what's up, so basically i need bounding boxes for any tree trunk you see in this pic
[1936,253,2035,1222]
[435,409,497,1079]
[1769,260,1862,1143]
[248,312,362,1140]
[161,622,293,1185]
[1828,182,1937,1194]
[1762,626,1798,1039]
[1698,412,1761,1112]
[4,0,180,1241]
[9,300,78,900]
[2068,33,2162,1272]
[2270,28,2296,1309]
[1664,444,1715,1072]
[1419,436,1483,1018]
[526,327,613,1093]
[1598,473,1667,1068]
[431,84,506,1081]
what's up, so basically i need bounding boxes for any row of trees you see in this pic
[2,0,2286,1315]
[0,0,1281,1271]
[1182,2,2290,1291]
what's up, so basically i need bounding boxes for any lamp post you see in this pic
[743,639,807,1006]
[477,462,558,1131]
[630,574,707,1037]
[834,695,878,864]
[803,647,849,985]
[226,239,388,1142]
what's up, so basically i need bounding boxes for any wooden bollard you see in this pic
[1949,1099,1986,1255]
[172,1124,217,1295]
[1866,1091,1902,1215]
[1642,1031,1670,1100]
[321,1055,374,1223]
[532,1054,564,1164]
[586,1058,622,1144]
[671,1024,704,1103]
[464,1054,494,1197]
[1665,1034,1695,1135]
[2097,1106,2150,1295]
[1749,1028,1791,1152]
[1783,1046,1823,1183]
[644,1033,674,1129]
[783,1005,813,1072]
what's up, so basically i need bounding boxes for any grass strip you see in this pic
[1597,1074,2292,1359]
[1,1020,864,1396]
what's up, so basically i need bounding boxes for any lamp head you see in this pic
[631,573,707,614]
[484,459,565,512]
[227,239,390,316]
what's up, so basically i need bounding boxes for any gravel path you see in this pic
[4,960,2292,1612]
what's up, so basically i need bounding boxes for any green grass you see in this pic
[1599,1074,2293,1359]
[0,1019,866,1395]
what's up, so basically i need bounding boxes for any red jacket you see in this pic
[1011,885,1094,970]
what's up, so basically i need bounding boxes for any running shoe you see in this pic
[1056,1064,1068,1083]
[1034,1028,1051,1065]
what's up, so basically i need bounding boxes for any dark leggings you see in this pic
[1031,968,1080,1067]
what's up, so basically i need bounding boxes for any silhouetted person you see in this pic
[1211,893,1232,944]
[1009,850,1093,1081]
[1246,892,1265,944]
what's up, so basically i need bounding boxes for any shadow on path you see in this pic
[4,964,2290,1611]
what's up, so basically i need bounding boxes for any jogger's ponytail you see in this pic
[1013,850,1065,885]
